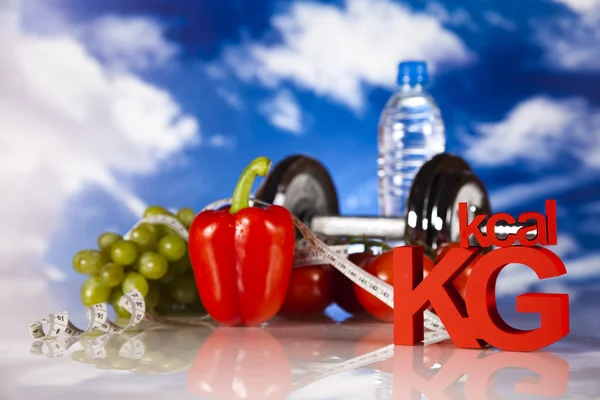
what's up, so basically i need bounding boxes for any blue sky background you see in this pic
[2,0,600,331]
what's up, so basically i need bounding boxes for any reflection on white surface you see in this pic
[4,319,599,400]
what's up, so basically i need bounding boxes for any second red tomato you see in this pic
[354,251,436,322]
[333,251,375,315]
[278,265,334,318]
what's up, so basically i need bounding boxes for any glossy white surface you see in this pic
[2,314,599,400]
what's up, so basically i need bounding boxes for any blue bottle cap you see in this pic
[397,61,429,86]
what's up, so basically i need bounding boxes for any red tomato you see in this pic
[278,265,334,318]
[333,251,375,315]
[354,251,436,322]
[435,242,460,260]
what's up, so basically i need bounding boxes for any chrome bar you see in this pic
[309,215,539,240]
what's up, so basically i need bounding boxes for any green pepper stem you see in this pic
[230,156,271,214]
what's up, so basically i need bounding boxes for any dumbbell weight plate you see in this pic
[426,170,491,250]
[254,155,304,204]
[255,155,340,233]
[404,153,471,246]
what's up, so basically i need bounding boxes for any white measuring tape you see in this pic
[123,214,189,241]
[29,289,146,341]
[30,331,147,362]
[201,198,447,333]
[293,244,350,268]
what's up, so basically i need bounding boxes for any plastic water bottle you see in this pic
[378,61,446,217]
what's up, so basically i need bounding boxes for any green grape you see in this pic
[143,205,172,218]
[158,268,176,284]
[96,360,113,370]
[99,263,124,287]
[105,336,126,350]
[170,256,191,275]
[71,350,96,364]
[122,271,149,297]
[131,364,154,374]
[138,350,166,365]
[157,357,186,373]
[137,252,168,280]
[158,235,187,262]
[174,328,199,345]
[110,240,139,266]
[110,288,131,318]
[161,226,179,238]
[73,250,108,275]
[139,223,160,237]
[170,277,198,305]
[104,347,120,358]
[81,276,111,306]
[129,225,157,252]
[176,207,196,228]
[110,357,136,370]
[114,317,133,328]
[146,281,160,310]
[97,232,122,253]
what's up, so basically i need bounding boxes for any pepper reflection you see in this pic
[187,327,293,399]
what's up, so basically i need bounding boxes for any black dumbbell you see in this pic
[255,153,533,250]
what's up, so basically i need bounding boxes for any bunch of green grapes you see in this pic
[72,206,204,320]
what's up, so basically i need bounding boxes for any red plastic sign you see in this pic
[393,200,570,352]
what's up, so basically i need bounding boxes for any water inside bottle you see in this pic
[378,89,445,217]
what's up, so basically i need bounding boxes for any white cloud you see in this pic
[583,200,600,213]
[580,201,600,234]
[537,19,600,71]
[0,5,199,279]
[204,63,228,80]
[425,2,478,31]
[207,134,237,150]
[223,0,473,111]
[78,15,179,70]
[216,87,245,111]
[551,234,581,259]
[537,2,600,71]
[43,264,69,282]
[465,96,600,169]
[483,11,516,31]
[259,90,303,134]
[554,0,600,13]
[489,174,586,210]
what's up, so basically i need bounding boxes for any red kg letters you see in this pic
[393,200,570,352]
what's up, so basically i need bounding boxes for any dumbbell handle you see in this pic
[309,215,537,241]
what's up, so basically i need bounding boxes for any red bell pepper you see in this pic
[188,156,295,326]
